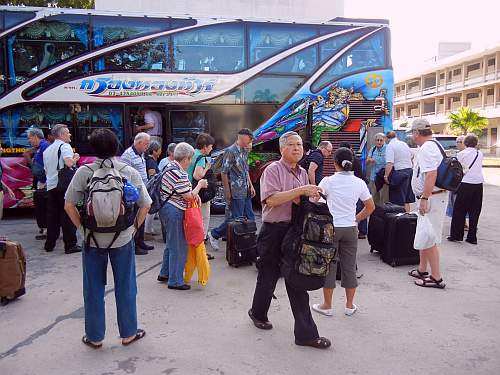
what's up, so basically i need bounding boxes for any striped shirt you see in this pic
[121,145,148,184]
[160,161,192,210]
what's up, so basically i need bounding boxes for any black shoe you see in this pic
[36,234,47,240]
[221,237,227,242]
[447,236,462,242]
[136,242,154,251]
[168,284,191,290]
[65,246,82,254]
[248,309,273,330]
[157,275,168,282]
[465,238,477,245]
[358,233,367,239]
[135,247,148,255]
[44,246,54,252]
[207,253,215,261]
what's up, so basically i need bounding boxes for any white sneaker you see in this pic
[207,232,220,251]
[312,303,334,316]
[344,304,358,316]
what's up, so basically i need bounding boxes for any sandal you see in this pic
[248,309,273,330]
[122,329,146,346]
[82,336,102,349]
[415,276,446,289]
[295,336,331,349]
[408,269,429,279]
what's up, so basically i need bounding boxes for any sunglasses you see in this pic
[456,141,463,143]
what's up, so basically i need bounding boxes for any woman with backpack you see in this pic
[157,142,208,290]
[312,147,375,317]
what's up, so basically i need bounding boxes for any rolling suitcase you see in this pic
[368,203,405,253]
[33,189,47,229]
[382,212,420,267]
[0,239,26,306]
[226,218,257,267]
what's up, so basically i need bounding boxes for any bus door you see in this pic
[127,105,167,147]
[167,109,209,147]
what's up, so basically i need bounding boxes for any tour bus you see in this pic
[0,6,393,209]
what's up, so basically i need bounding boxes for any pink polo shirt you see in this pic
[260,158,308,223]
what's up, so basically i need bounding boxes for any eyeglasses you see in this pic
[456,141,463,143]
[375,139,384,141]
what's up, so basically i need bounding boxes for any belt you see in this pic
[416,189,446,199]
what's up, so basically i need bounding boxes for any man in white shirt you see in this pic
[42,124,81,254]
[384,131,414,210]
[409,119,447,289]
[137,108,163,145]
[448,134,484,245]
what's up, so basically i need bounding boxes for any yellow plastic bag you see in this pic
[184,242,211,286]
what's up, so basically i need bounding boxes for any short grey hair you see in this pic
[173,142,195,162]
[51,124,68,138]
[167,142,176,156]
[27,127,44,139]
[464,134,479,148]
[279,131,301,149]
[134,132,150,144]
[318,140,332,149]
[147,140,161,155]
[374,132,385,140]
[456,135,465,142]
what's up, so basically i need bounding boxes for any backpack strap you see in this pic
[370,146,376,157]
[57,144,63,171]
[417,140,446,178]
[468,151,479,170]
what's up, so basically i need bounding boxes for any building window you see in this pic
[452,96,461,102]
[408,81,419,91]
[95,37,170,72]
[249,23,317,65]
[311,30,386,92]
[439,98,444,104]
[487,88,494,96]
[467,63,481,74]
[488,58,495,67]
[453,68,462,76]
[440,72,445,80]
[7,14,89,87]
[173,23,245,72]
[466,92,480,100]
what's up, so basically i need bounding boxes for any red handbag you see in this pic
[183,200,205,246]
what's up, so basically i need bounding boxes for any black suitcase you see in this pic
[33,189,47,229]
[226,218,257,267]
[382,212,420,267]
[368,203,405,253]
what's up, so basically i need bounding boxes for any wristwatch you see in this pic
[420,196,429,200]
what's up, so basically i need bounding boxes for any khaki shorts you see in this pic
[416,193,447,247]
[324,226,358,289]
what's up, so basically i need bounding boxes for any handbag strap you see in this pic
[57,144,63,171]
[468,150,479,170]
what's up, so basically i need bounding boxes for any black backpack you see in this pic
[192,155,217,203]
[417,140,464,192]
[280,195,337,291]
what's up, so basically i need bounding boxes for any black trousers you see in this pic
[450,182,483,242]
[134,222,145,245]
[389,168,414,206]
[45,189,77,251]
[251,223,319,341]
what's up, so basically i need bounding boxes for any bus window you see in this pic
[0,40,5,95]
[3,10,36,30]
[23,61,90,99]
[249,23,317,65]
[95,37,169,72]
[266,46,317,75]
[243,75,306,103]
[311,30,387,93]
[74,105,124,155]
[170,110,208,146]
[319,28,370,63]
[92,15,170,48]
[7,14,89,87]
[172,23,245,73]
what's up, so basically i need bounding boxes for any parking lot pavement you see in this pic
[1,182,500,374]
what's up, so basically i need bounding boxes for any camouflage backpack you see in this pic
[281,196,337,291]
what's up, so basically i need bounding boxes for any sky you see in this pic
[344,0,500,78]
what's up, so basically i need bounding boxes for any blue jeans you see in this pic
[211,197,255,239]
[82,240,137,342]
[159,203,187,286]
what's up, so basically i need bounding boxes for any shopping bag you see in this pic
[414,213,437,250]
[183,200,205,246]
[184,242,211,286]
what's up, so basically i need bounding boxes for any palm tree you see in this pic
[448,107,488,135]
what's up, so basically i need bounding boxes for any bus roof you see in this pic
[0,5,390,28]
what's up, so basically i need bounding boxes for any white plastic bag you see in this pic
[414,213,437,250]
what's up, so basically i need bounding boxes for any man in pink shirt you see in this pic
[248,131,331,349]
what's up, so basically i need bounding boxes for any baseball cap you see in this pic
[411,118,432,130]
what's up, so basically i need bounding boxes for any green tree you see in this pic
[1,1,95,8]
[448,106,488,135]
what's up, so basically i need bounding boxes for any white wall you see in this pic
[95,0,344,22]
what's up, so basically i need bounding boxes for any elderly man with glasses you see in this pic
[366,133,389,205]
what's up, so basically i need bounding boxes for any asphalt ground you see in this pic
[0,168,499,375]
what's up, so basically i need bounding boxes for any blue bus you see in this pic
[0,6,393,208]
